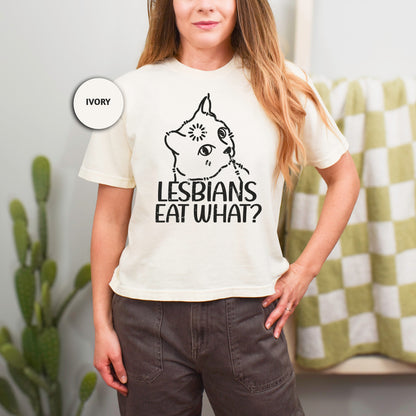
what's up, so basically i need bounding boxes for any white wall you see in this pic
[310,0,416,79]
[1,1,415,415]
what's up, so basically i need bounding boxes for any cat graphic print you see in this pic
[165,94,249,182]
[156,94,263,223]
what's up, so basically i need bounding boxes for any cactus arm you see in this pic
[40,260,57,287]
[75,372,97,416]
[54,288,77,326]
[8,366,44,416]
[0,344,26,370]
[54,288,77,325]
[22,326,42,373]
[74,265,91,290]
[32,156,50,260]
[23,367,53,394]
[41,282,53,327]
[9,365,36,397]
[34,302,43,330]
[30,393,45,416]
[14,267,35,326]
[55,264,91,325]
[0,327,12,346]
[38,201,48,260]
[38,327,60,382]
[75,401,84,416]
[32,156,50,203]
[79,372,97,402]
[9,199,28,225]
[0,377,22,416]
[48,382,62,416]
[0,343,52,394]
[13,220,30,267]
[31,241,42,272]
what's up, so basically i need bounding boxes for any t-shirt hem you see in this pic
[78,167,136,188]
[109,280,277,302]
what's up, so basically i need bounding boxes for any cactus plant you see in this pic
[9,199,28,224]
[0,377,21,416]
[0,156,96,416]
[22,327,42,373]
[13,220,30,266]
[76,372,97,416]
[40,260,57,287]
[32,156,50,203]
[0,327,12,347]
[15,267,36,326]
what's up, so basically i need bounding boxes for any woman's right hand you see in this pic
[94,326,128,396]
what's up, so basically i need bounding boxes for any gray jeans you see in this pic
[112,294,305,416]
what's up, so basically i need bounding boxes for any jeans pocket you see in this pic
[225,297,294,393]
[112,294,163,383]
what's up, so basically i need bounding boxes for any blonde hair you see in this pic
[138,0,340,189]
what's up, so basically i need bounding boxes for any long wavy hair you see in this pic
[138,0,340,188]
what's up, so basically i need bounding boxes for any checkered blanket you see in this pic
[284,76,416,369]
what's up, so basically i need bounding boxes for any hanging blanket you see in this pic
[284,75,416,369]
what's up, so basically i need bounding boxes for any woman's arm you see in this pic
[263,151,360,338]
[91,184,134,395]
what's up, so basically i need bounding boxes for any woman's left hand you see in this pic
[262,262,316,338]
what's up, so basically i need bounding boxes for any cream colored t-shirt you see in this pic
[79,55,349,301]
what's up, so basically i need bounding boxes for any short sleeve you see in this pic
[301,75,349,169]
[78,114,136,188]
[286,60,349,169]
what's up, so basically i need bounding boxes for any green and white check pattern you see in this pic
[285,76,416,369]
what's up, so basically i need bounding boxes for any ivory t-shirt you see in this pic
[79,55,349,301]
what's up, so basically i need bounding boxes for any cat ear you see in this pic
[197,94,213,115]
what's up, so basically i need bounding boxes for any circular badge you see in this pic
[72,77,124,129]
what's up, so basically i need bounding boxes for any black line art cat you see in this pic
[164,94,250,183]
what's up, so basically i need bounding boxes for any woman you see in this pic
[79,1,360,415]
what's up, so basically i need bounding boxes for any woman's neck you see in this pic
[176,43,234,71]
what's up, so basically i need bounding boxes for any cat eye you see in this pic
[218,127,228,140]
[198,144,216,156]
